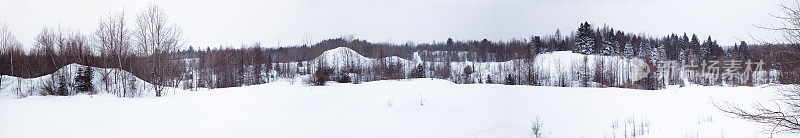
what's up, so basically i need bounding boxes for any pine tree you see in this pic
[600,30,617,56]
[623,39,635,58]
[529,36,543,54]
[504,74,516,85]
[700,36,714,60]
[738,41,749,60]
[74,66,94,93]
[690,34,701,62]
[709,40,723,60]
[574,22,595,54]
[690,34,701,48]
[446,38,454,46]
[57,76,68,96]
[410,64,426,78]
[84,66,93,91]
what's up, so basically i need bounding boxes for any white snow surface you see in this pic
[0,79,792,138]
[0,63,151,99]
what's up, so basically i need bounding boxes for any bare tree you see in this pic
[530,116,546,138]
[0,24,24,97]
[96,9,133,97]
[718,0,800,134]
[554,58,567,87]
[0,24,21,92]
[717,86,800,134]
[134,3,184,97]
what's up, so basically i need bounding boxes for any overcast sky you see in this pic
[0,0,789,49]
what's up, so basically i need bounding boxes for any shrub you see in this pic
[335,72,352,83]
[306,67,333,86]
[504,74,516,85]
[409,64,426,78]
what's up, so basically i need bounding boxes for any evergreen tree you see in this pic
[690,34,701,47]
[504,74,516,85]
[690,34,701,61]
[84,66,93,91]
[574,22,595,54]
[335,71,352,83]
[446,38,454,46]
[57,76,68,96]
[529,36,543,54]
[410,64,426,78]
[74,66,94,93]
[708,39,723,60]
[679,33,690,61]
[700,36,714,60]
[739,41,749,60]
[623,37,636,58]
[600,30,617,55]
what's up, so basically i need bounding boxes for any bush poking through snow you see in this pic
[335,72,352,83]
[531,116,546,138]
[505,74,516,85]
[606,116,650,138]
[717,86,800,134]
[306,66,333,86]
[463,65,474,84]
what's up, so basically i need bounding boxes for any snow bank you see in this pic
[0,64,155,99]
[0,79,787,137]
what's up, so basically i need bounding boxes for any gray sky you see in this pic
[0,0,789,49]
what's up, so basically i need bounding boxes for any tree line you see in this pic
[0,4,183,97]
[2,5,799,96]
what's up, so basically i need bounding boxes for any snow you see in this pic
[0,47,789,137]
[0,63,152,99]
[0,78,790,137]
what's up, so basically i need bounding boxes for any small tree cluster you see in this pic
[74,66,94,93]
[307,66,333,86]
[409,64,426,78]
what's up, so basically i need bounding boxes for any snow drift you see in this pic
[0,64,153,99]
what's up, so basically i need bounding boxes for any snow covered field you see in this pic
[0,79,790,138]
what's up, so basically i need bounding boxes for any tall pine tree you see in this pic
[574,22,595,54]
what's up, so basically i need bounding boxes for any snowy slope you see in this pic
[300,47,773,87]
[0,79,788,138]
[0,64,153,99]
[305,47,633,86]
[312,46,414,69]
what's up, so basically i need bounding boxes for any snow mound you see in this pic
[303,47,633,86]
[0,63,154,99]
[315,47,371,67]
[312,47,414,69]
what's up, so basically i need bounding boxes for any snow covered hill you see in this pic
[0,79,787,138]
[0,47,789,137]
[299,47,634,86]
[286,46,774,88]
[0,64,152,99]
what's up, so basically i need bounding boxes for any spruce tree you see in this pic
[84,66,93,92]
[739,41,749,60]
[74,66,94,93]
[504,74,516,85]
[623,38,635,58]
[574,22,595,54]
[410,64,426,78]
